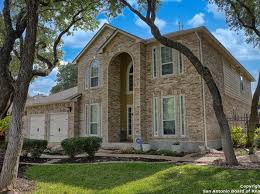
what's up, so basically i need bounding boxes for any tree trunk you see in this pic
[0,88,28,190]
[247,72,260,154]
[149,25,238,165]
[0,0,39,190]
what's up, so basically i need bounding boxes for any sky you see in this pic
[0,0,259,95]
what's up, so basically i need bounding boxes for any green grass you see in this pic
[25,163,260,194]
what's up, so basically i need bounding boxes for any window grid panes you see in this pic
[180,96,185,136]
[90,104,98,135]
[162,97,176,135]
[161,47,173,75]
[179,51,183,73]
[127,107,132,135]
[153,97,158,136]
[90,60,99,88]
[128,64,133,92]
[153,48,157,78]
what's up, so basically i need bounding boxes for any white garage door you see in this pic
[30,115,45,140]
[49,113,68,143]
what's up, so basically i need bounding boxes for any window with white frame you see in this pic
[161,47,173,75]
[162,96,176,135]
[89,104,99,135]
[240,75,244,93]
[127,63,133,93]
[152,97,159,136]
[90,59,99,88]
[179,95,185,136]
[178,51,184,74]
[152,48,157,78]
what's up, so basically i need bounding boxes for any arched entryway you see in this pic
[108,52,134,142]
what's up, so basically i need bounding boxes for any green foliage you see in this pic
[23,138,48,158]
[26,164,260,194]
[0,0,123,78]
[120,148,184,157]
[255,128,260,148]
[61,137,102,158]
[210,0,260,48]
[61,138,82,158]
[0,116,11,136]
[78,137,103,158]
[50,63,78,94]
[231,127,247,147]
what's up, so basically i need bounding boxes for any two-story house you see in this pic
[23,24,254,152]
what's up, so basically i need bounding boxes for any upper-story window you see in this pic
[152,48,157,78]
[127,63,133,93]
[240,75,244,92]
[90,59,99,88]
[161,47,173,76]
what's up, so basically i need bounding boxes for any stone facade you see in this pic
[75,24,253,152]
[23,24,253,152]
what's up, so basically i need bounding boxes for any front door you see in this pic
[127,105,133,139]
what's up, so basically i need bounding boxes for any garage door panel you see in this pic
[49,113,68,143]
[30,115,45,140]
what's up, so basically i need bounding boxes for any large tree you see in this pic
[50,63,78,94]
[210,0,260,154]
[0,0,121,190]
[118,0,239,165]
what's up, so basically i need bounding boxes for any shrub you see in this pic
[23,138,48,158]
[254,128,260,148]
[231,127,247,147]
[61,138,82,158]
[0,116,11,136]
[78,137,102,158]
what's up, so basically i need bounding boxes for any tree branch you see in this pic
[34,7,86,77]
[228,0,260,38]
[3,0,14,34]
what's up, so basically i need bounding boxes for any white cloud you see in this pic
[212,28,260,61]
[206,3,224,19]
[63,18,108,49]
[135,17,167,29]
[29,68,59,96]
[188,13,205,27]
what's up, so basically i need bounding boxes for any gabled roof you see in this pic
[26,87,80,107]
[72,24,255,82]
[73,23,144,63]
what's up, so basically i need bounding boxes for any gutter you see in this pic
[195,31,208,149]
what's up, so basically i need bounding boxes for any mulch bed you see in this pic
[53,156,169,164]
[19,156,51,163]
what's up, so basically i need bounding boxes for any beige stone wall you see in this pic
[144,33,205,148]
[202,35,251,145]
[76,26,144,143]
[23,100,80,142]
[76,26,252,152]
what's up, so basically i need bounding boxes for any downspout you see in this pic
[195,31,208,149]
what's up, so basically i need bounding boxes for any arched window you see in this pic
[90,59,99,88]
[127,63,133,93]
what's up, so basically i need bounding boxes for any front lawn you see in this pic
[26,163,260,194]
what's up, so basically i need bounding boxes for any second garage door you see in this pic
[49,113,68,143]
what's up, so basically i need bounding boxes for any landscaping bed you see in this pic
[52,156,168,164]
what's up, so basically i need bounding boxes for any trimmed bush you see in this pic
[78,137,102,158]
[231,127,247,147]
[0,116,11,136]
[61,138,82,158]
[23,138,48,158]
